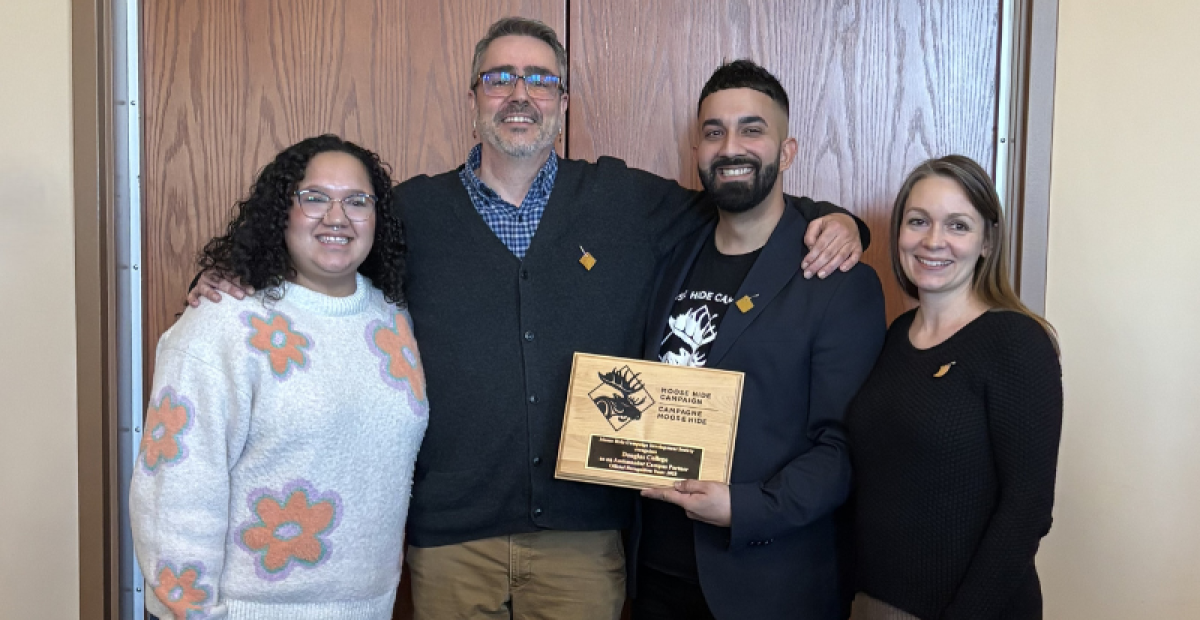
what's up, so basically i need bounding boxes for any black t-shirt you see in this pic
[642,234,761,579]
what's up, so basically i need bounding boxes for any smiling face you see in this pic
[897,175,991,301]
[695,88,796,213]
[469,35,568,160]
[285,151,376,297]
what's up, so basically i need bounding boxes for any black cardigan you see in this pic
[396,156,866,547]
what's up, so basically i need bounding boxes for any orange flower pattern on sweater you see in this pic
[367,312,427,404]
[152,562,212,619]
[237,481,342,580]
[141,388,194,472]
[245,311,311,378]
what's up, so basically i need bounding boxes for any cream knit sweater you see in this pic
[131,275,428,620]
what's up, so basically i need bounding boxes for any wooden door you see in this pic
[568,0,1000,321]
[139,3,566,618]
[142,0,566,378]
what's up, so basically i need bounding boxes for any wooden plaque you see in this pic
[556,352,744,489]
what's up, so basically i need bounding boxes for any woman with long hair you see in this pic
[130,135,427,619]
[847,155,1062,619]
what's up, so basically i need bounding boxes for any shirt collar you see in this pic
[463,143,558,205]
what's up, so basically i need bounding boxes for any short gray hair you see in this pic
[470,17,568,91]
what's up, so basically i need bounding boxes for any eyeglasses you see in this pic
[293,190,376,222]
[473,71,565,100]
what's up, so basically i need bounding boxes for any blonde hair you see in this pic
[890,155,1058,348]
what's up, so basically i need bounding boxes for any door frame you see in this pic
[71,1,1060,617]
[73,0,119,617]
[1001,0,1060,314]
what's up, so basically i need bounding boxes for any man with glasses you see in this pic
[193,17,866,619]
[396,17,870,619]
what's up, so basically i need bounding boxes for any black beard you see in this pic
[699,156,780,214]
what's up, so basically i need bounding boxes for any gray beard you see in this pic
[478,117,559,159]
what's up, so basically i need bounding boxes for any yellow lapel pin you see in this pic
[735,295,757,313]
[579,246,596,271]
[933,361,957,378]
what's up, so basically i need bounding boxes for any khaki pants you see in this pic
[406,530,626,620]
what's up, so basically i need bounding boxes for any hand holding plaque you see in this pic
[641,480,732,526]
[555,353,744,489]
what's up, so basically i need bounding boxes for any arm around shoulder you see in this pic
[601,159,710,257]
[793,196,871,251]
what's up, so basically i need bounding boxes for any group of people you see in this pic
[130,16,1063,620]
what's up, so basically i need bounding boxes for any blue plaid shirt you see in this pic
[459,144,558,259]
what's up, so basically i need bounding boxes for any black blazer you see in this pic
[631,197,887,620]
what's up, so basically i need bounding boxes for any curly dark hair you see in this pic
[198,134,406,305]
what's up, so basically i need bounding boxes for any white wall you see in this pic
[0,0,80,618]
[1040,1,1200,618]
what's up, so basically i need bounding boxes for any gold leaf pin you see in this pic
[933,361,957,378]
[579,246,596,271]
[735,295,758,313]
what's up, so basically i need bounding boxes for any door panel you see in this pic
[140,3,566,619]
[568,0,1000,321]
[142,0,565,382]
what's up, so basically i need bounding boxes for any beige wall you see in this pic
[0,0,81,618]
[1040,1,1200,618]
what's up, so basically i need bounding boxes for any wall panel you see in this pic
[1042,2,1200,617]
[0,0,81,618]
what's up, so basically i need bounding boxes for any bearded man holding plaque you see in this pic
[633,61,887,620]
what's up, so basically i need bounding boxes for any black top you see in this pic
[395,156,867,547]
[644,235,762,579]
[846,309,1062,620]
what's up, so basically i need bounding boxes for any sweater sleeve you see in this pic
[616,164,711,258]
[728,265,886,545]
[792,197,872,252]
[130,340,252,620]
[941,317,1063,620]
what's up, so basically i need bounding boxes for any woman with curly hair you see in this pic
[847,155,1062,620]
[130,135,428,620]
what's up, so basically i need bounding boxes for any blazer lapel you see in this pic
[706,200,810,367]
[643,222,716,360]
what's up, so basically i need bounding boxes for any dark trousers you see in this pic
[631,565,717,620]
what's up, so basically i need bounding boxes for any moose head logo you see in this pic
[589,365,656,431]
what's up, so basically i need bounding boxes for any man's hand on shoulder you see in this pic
[186,271,254,307]
[802,213,862,279]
